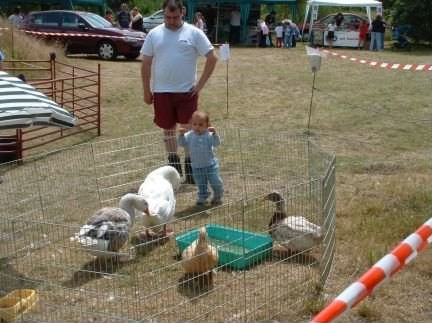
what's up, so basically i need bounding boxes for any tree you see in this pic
[389,0,432,43]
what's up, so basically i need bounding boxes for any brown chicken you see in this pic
[181,227,219,284]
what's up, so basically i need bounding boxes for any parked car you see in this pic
[300,12,369,39]
[21,10,146,60]
[143,10,164,32]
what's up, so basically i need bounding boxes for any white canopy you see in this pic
[306,0,382,6]
[302,0,383,39]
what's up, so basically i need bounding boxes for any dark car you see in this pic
[300,12,369,39]
[21,10,146,60]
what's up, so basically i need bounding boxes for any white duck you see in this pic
[71,193,148,257]
[264,191,322,253]
[137,165,181,237]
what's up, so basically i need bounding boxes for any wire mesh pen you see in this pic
[0,129,336,323]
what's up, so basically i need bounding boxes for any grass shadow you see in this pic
[271,248,319,267]
[175,204,215,219]
[0,257,41,292]
[130,231,171,257]
[177,272,214,298]
[62,257,130,288]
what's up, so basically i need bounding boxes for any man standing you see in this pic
[140,0,218,184]
[8,7,23,27]
[229,7,241,44]
[265,11,276,47]
[117,3,130,29]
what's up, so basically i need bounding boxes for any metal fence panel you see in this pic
[0,129,336,322]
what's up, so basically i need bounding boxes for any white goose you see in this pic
[264,191,322,253]
[137,166,181,237]
[71,193,148,257]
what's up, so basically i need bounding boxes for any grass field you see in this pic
[1,27,432,322]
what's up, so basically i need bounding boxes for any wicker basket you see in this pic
[0,289,37,323]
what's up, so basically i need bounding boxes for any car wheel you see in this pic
[98,41,117,60]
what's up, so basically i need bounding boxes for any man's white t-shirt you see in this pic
[327,23,336,32]
[230,10,241,26]
[140,22,213,92]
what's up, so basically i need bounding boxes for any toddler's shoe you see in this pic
[196,200,206,206]
[210,198,222,206]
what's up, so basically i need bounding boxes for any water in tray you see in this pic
[208,237,251,255]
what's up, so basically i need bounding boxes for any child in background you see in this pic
[274,23,284,48]
[358,20,369,49]
[326,21,336,48]
[178,111,224,206]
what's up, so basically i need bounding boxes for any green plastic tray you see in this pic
[176,224,273,270]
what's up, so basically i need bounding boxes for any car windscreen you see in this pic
[80,12,113,28]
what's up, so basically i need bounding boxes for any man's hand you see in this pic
[178,127,187,135]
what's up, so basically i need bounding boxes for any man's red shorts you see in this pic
[153,92,198,129]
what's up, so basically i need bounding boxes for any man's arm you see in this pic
[192,49,218,96]
[141,55,153,105]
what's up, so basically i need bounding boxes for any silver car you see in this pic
[143,10,164,32]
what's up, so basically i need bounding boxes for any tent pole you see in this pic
[301,4,310,40]
[215,3,220,43]
[226,59,229,115]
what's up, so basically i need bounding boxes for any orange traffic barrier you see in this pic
[311,217,432,323]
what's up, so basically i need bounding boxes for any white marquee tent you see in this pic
[302,0,383,38]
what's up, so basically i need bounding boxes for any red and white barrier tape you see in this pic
[322,49,432,72]
[311,217,432,323]
[22,29,142,40]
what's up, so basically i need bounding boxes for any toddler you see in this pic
[178,111,224,206]
[274,23,284,48]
